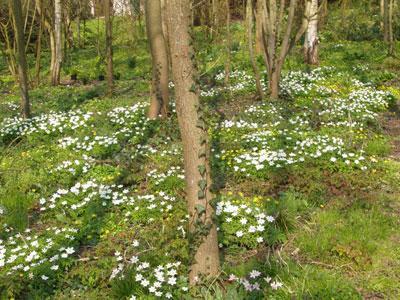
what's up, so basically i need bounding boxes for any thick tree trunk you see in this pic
[166,0,220,285]
[10,0,31,118]
[52,0,62,85]
[304,0,319,64]
[105,0,114,95]
[247,0,264,100]
[146,0,170,119]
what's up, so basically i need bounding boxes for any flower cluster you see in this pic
[0,110,93,140]
[146,167,185,186]
[280,66,336,97]
[38,181,132,213]
[0,227,78,281]
[230,134,369,176]
[58,135,119,155]
[228,270,283,292]
[216,195,275,249]
[51,154,94,175]
[110,250,188,299]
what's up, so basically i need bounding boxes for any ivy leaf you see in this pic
[198,165,206,176]
[189,83,196,93]
[200,138,207,145]
[198,190,205,199]
[196,120,205,130]
[198,149,206,158]
[198,179,207,191]
[195,204,206,216]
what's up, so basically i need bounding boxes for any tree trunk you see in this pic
[304,0,319,64]
[146,0,170,119]
[10,0,31,118]
[165,0,220,285]
[35,6,43,86]
[76,13,81,48]
[255,0,264,55]
[269,69,280,99]
[247,0,264,100]
[387,0,394,56]
[224,0,231,86]
[105,0,114,95]
[52,0,62,85]
[383,0,389,43]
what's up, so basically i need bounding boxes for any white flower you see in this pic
[271,280,283,290]
[228,274,238,281]
[41,275,49,281]
[236,231,244,237]
[249,270,261,279]
[167,276,177,285]
[141,279,150,287]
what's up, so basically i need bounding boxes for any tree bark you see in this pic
[35,3,43,86]
[304,0,319,64]
[387,0,394,56]
[10,0,31,118]
[146,0,170,119]
[105,0,114,95]
[165,0,220,285]
[383,0,389,43]
[255,0,264,55]
[224,0,231,86]
[247,0,264,100]
[52,0,62,85]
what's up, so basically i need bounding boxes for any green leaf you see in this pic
[198,190,205,199]
[196,119,205,130]
[198,149,206,158]
[199,136,206,144]
[195,204,206,215]
[189,83,196,93]
[198,179,207,191]
[198,165,206,176]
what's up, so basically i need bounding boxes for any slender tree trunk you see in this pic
[166,0,220,285]
[380,0,384,31]
[383,0,389,43]
[388,0,394,56]
[224,0,231,86]
[35,7,43,86]
[52,0,62,85]
[255,0,264,55]
[76,13,81,48]
[83,18,86,48]
[50,31,56,80]
[10,0,31,118]
[0,20,17,78]
[247,0,264,100]
[269,68,280,99]
[105,0,114,95]
[146,0,170,119]
[304,0,319,64]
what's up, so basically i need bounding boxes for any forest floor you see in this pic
[1,21,400,299]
